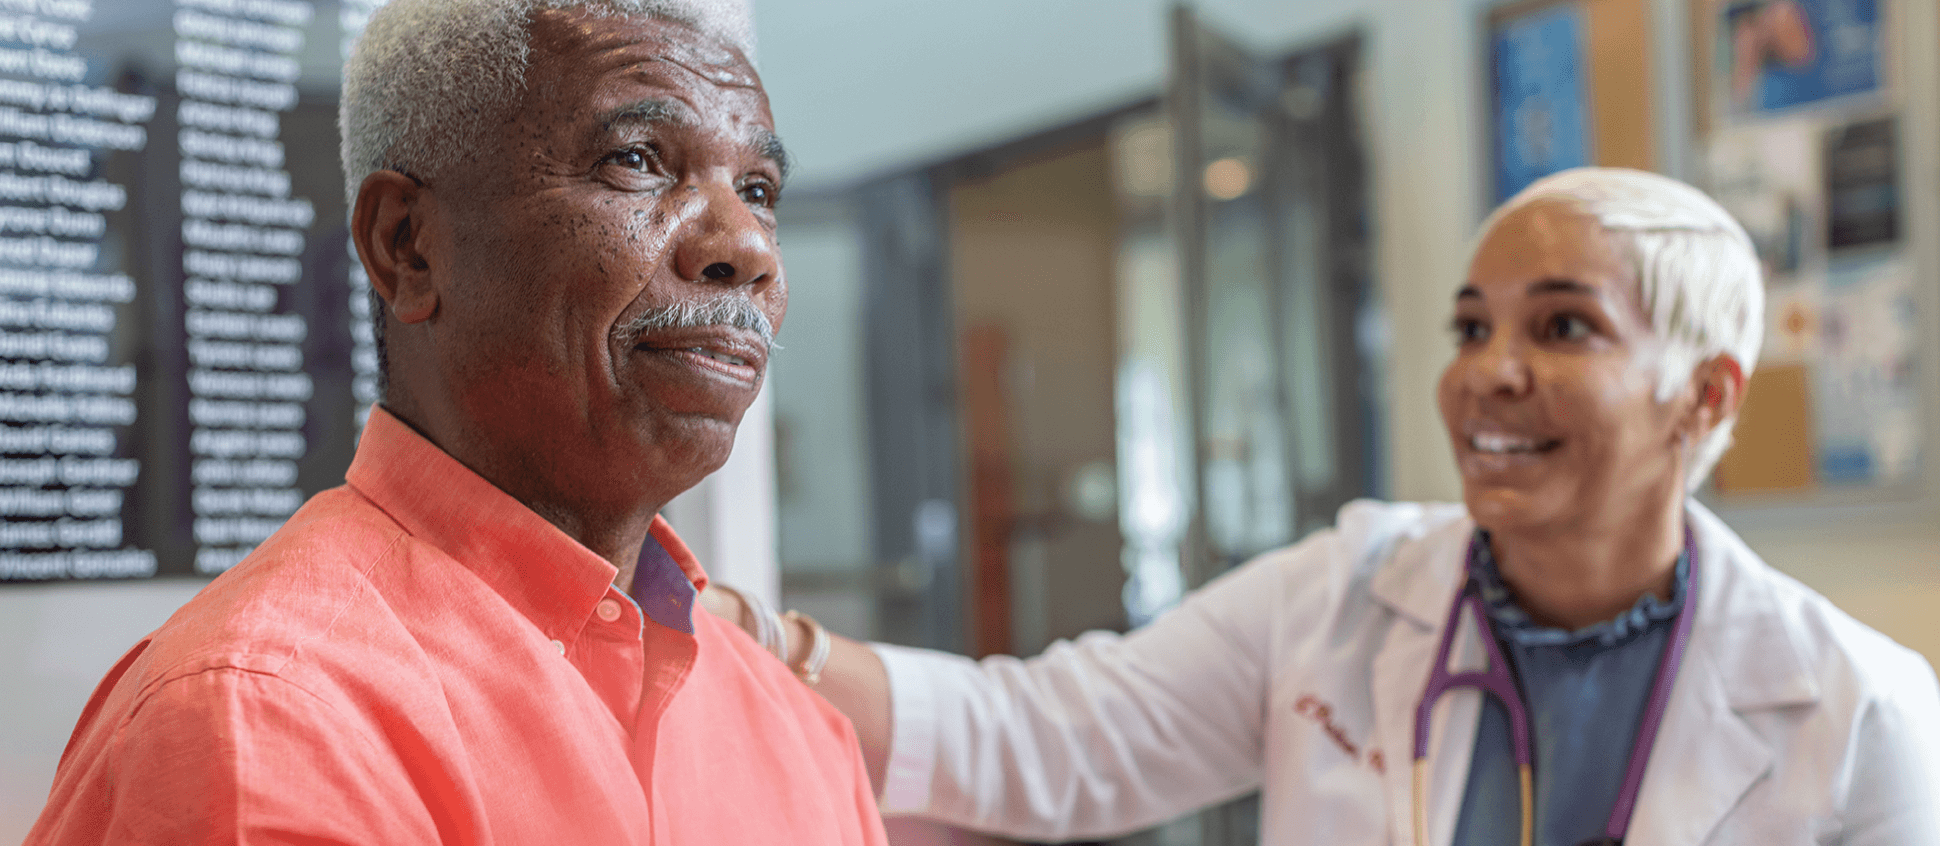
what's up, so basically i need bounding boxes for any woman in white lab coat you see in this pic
[710,168,1940,845]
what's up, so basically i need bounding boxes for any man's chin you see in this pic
[639,412,742,472]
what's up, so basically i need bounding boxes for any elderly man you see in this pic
[27,1,885,843]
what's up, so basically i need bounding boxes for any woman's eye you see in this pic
[1547,313,1593,341]
[1450,317,1488,344]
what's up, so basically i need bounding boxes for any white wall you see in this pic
[1727,508,1940,663]
[0,581,207,840]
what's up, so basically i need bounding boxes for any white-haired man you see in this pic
[712,167,1940,844]
[27,1,887,844]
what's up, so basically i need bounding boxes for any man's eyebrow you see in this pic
[595,99,686,135]
[753,127,790,182]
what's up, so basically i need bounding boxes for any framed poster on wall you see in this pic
[1696,0,1929,500]
[1715,0,1884,119]
[1490,2,1593,202]
[1485,0,1658,207]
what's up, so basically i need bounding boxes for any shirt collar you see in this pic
[346,405,709,640]
[1466,528,1692,649]
[635,521,705,634]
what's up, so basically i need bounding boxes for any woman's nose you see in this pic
[1467,334,1534,398]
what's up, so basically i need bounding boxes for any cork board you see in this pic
[1713,362,1816,492]
[1584,0,1657,171]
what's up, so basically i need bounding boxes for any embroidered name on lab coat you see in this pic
[1294,694,1385,774]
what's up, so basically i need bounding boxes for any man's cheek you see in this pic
[765,286,788,332]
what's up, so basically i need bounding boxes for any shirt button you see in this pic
[550,639,565,655]
[596,599,623,622]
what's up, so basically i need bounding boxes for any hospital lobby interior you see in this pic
[2,0,1937,843]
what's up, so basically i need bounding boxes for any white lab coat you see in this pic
[874,500,1940,845]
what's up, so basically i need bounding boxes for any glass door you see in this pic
[1111,7,1377,845]
[1171,5,1293,590]
[1168,10,1379,587]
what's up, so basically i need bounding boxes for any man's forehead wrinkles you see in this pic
[535,12,760,90]
[638,54,761,90]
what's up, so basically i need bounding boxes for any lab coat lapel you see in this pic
[1625,502,1817,845]
[1369,518,1477,846]
[1623,644,1770,845]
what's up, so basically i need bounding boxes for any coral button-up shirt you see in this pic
[26,407,887,846]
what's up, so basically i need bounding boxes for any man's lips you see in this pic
[631,326,769,383]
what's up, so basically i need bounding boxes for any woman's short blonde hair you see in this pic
[1476,167,1765,490]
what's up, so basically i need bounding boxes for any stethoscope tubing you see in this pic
[1410,532,1698,846]
[1414,590,1535,846]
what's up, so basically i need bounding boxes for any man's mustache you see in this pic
[611,295,779,352]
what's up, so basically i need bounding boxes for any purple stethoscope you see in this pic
[1411,535,1697,846]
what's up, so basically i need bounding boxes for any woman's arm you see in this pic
[700,531,1330,840]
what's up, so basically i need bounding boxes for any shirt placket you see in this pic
[566,588,651,730]
[634,605,698,845]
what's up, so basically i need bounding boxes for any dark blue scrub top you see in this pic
[1451,532,1690,846]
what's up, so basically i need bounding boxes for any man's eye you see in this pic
[603,148,655,172]
[740,181,777,207]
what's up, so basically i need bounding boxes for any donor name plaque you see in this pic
[0,0,363,583]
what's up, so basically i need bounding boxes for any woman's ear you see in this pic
[1687,354,1748,438]
[350,170,439,325]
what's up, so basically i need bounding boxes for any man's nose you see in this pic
[673,187,781,295]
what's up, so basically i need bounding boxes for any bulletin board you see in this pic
[1486,0,1658,204]
[1693,0,1929,498]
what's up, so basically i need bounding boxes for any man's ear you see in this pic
[350,170,439,325]
[1686,354,1748,439]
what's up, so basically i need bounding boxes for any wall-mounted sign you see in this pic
[1823,115,1897,250]
[0,1,381,584]
[1717,0,1882,118]
[1490,2,1591,203]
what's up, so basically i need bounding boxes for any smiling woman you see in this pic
[706,167,1940,845]
[1440,172,1759,630]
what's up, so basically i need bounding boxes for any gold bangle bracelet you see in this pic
[782,610,830,685]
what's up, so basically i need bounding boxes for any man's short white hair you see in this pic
[339,0,754,208]
[1476,167,1764,491]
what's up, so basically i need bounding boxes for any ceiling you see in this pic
[750,0,1368,191]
